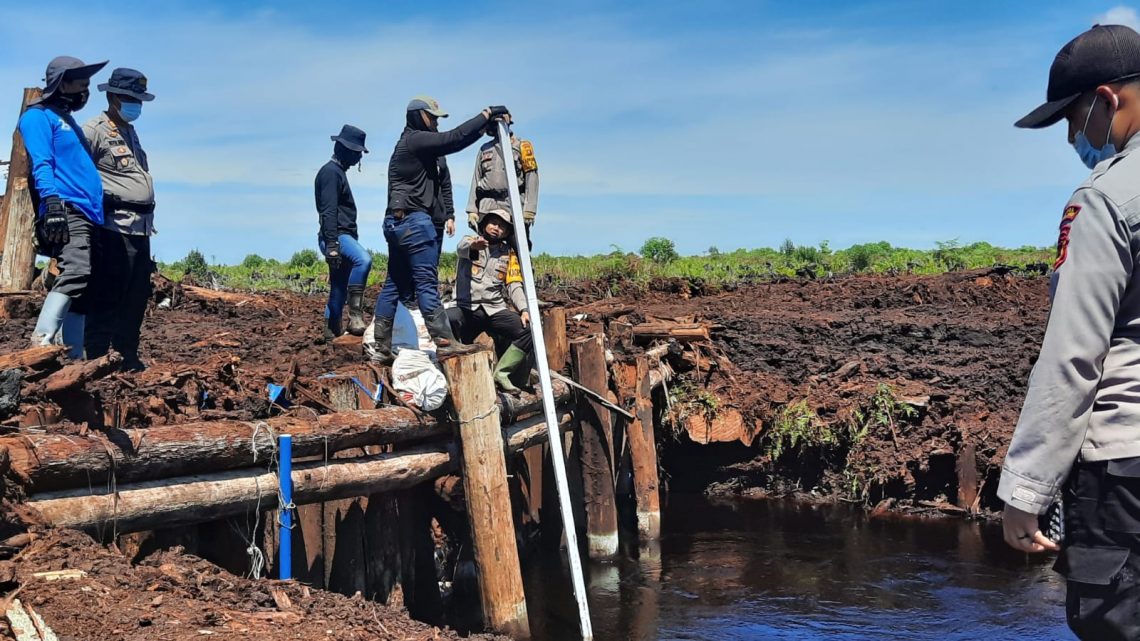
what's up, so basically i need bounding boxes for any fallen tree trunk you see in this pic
[632,322,710,343]
[27,412,573,533]
[4,380,571,492]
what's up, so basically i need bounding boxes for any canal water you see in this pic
[523,495,1071,641]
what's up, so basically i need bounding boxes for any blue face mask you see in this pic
[1073,94,1117,169]
[118,102,142,122]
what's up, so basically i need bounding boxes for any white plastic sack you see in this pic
[391,349,449,411]
[364,302,438,361]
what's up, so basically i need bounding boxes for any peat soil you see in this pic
[0,528,503,641]
[564,269,1048,516]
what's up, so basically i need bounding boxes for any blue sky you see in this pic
[0,1,1136,263]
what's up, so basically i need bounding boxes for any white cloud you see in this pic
[1097,5,1140,30]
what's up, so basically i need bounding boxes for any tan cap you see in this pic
[407,95,448,118]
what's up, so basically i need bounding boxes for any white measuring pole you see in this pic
[497,119,594,640]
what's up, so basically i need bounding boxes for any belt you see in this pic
[477,188,510,198]
[105,195,155,215]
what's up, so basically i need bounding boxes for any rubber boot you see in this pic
[60,312,85,360]
[423,309,478,358]
[346,285,367,336]
[492,345,527,395]
[31,291,71,347]
[371,316,396,364]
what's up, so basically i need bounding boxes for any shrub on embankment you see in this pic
[158,239,1054,294]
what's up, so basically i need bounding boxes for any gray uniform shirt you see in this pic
[455,235,527,315]
[82,112,155,236]
[999,133,1140,514]
[466,136,539,219]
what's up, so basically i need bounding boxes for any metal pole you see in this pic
[497,119,593,640]
[278,434,293,580]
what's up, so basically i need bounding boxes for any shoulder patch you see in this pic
[506,250,523,285]
[519,140,537,173]
[1053,204,1081,270]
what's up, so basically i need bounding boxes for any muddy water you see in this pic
[523,496,1071,641]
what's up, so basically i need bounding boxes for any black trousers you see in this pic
[85,228,152,364]
[1057,458,1140,641]
[445,306,532,356]
[49,209,96,313]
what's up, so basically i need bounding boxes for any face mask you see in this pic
[1074,94,1118,169]
[58,89,89,111]
[118,102,142,122]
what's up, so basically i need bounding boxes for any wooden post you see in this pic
[618,356,662,542]
[570,335,618,559]
[0,88,41,291]
[956,442,978,512]
[542,307,569,373]
[443,351,530,639]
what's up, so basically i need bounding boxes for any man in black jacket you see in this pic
[371,96,508,360]
[315,125,372,339]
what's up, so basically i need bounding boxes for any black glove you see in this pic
[40,196,70,247]
[325,240,342,272]
[488,105,510,119]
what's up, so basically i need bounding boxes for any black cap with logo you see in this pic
[1017,24,1140,129]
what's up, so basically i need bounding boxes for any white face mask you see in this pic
[1073,94,1118,169]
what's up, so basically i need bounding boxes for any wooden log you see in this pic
[443,351,530,640]
[28,445,455,533]
[320,376,365,595]
[956,442,978,511]
[632,322,710,343]
[0,345,65,372]
[570,335,618,560]
[31,352,121,396]
[0,89,41,292]
[618,357,662,542]
[542,307,569,373]
[4,380,572,492]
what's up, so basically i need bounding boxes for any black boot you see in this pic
[371,316,395,364]
[424,309,479,358]
[346,285,367,336]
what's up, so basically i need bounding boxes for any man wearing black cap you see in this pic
[370,97,508,361]
[1001,24,1140,639]
[82,68,156,371]
[315,125,372,339]
[19,56,107,360]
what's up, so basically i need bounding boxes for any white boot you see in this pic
[31,292,71,346]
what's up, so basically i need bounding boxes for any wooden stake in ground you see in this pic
[443,350,530,639]
[0,88,42,291]
[618,356,662,542]
[570,334,619,559]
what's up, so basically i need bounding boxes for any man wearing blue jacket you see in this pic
[19,56,107,359]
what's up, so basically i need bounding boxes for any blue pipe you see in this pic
[278,434,293,580]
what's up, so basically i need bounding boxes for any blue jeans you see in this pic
[374,212,443,321]
[319,233,372,332]
[432,224,445,264]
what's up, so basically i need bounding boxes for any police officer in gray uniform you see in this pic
[466,115,539,233]
[82,68,156,371]
[1002,24,1140,639]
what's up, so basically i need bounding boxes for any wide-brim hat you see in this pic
[331,124,368,153]
[478,210,514,229]
[407,95,449,118]
[98,67,155,101]
[37,56,108,102]
[1017,24,1140,129]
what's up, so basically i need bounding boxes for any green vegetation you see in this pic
[760,384,922,501]
[157,239,1054,293]
[663,379,721,439]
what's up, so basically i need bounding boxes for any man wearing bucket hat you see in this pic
[1001,24,1140,639]
[370,97,508,362]
[466,115,539,236]
[19,56,107,359]
[315,125,372,340]
[447,210,532,393]
[82,68,157,371]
